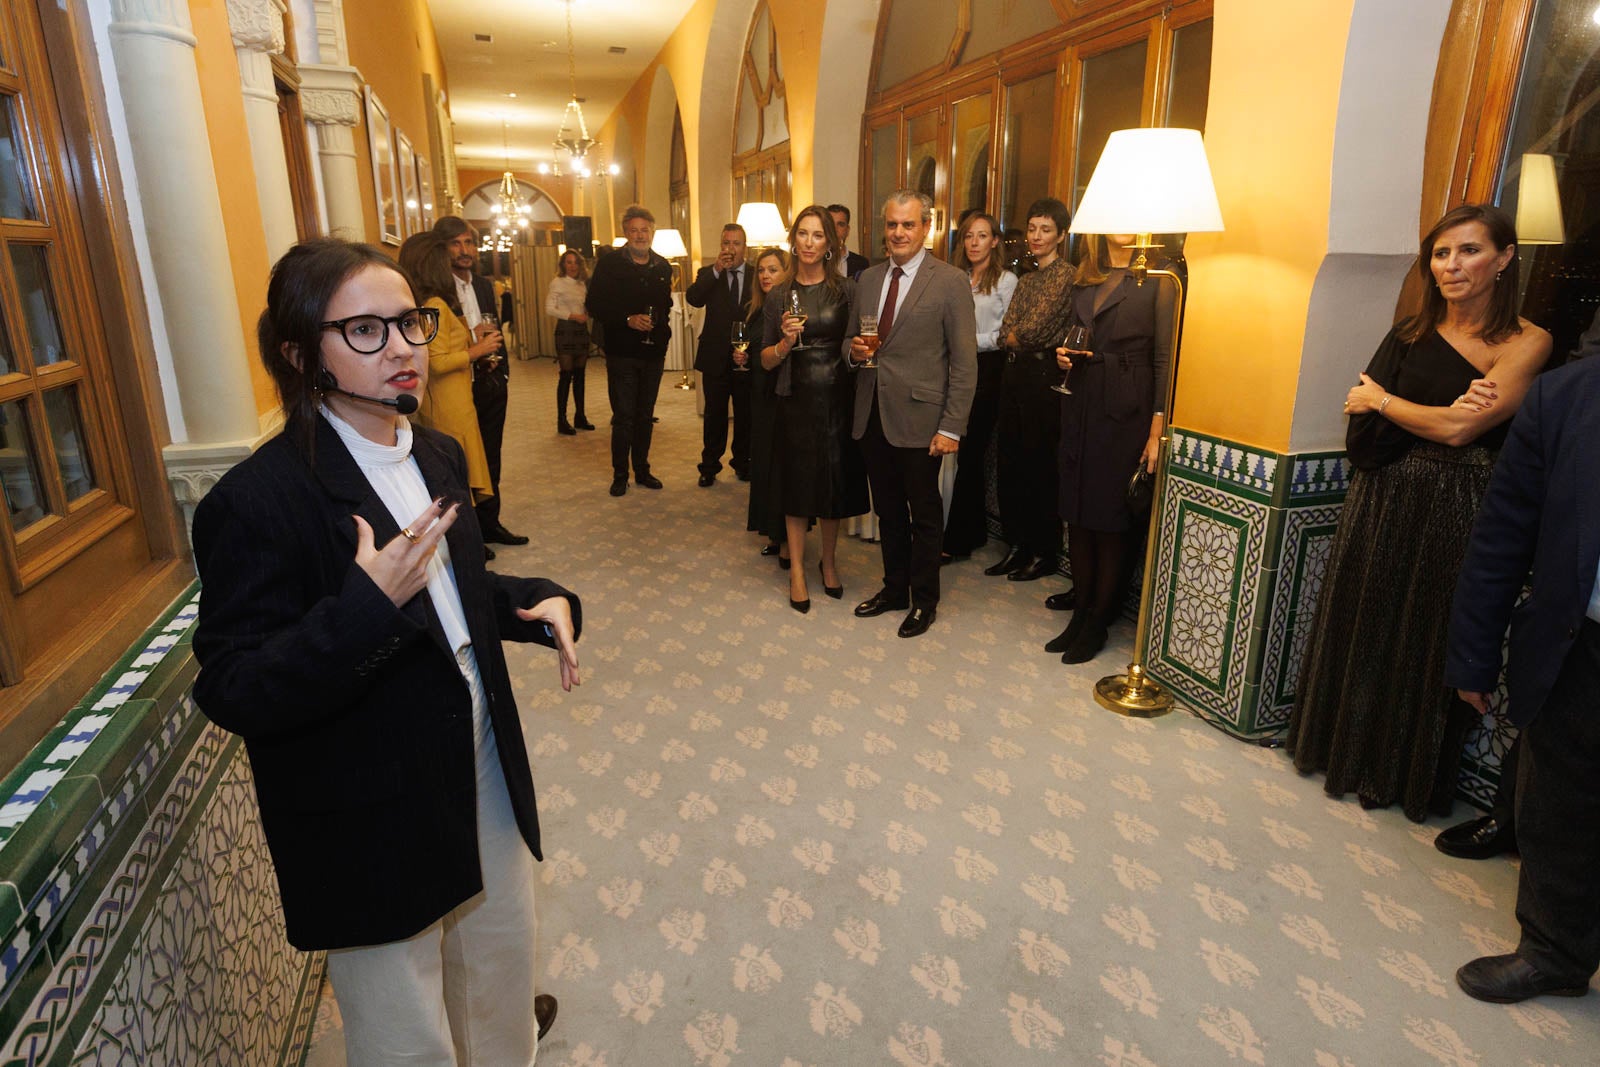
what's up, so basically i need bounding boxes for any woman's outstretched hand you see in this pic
[354,499,460,607]
[518,595,582,691]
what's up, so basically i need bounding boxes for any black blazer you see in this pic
[843,251,870,281]
[191,417,581,950]
[1446,356,1600,726]
[468,273,508,388]
[1067,270,1173,422]
[685,263,753,378]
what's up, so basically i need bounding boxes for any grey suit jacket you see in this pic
[847,255,978,449]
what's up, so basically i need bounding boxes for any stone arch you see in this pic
[642,65,681,224]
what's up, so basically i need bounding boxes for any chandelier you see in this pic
[546,0,606,179]
[491,119,531,235]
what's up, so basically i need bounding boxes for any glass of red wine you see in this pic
[1053,323,1090,395]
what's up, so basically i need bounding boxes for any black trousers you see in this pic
[472,373,508,530]
[859,398,944,607]
[943,350,1003,555]
[1515,618,1600,982]
[699,372,751,477]
[996,354,1062,559]
[606,355,665,479]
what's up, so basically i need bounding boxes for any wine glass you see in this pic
[857,311,880,369]
[1053,323,1090,395]
[730,321,751,372]
[477,313,503,369]
[787,289,807,329]
[640,305,656,346]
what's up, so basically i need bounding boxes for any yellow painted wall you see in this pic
[1174,0,1356,454]
[188,0,275,416]
[766,0,825,211]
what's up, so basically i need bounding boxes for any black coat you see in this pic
[468,273,508,388]
[585,249,673,358]
[843,251,870,280]
[1446,356,1600,726]
[686,264,753,379]
[191,417,581,950]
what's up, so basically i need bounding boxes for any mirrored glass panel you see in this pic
[0,398,45,532]
[1074,41,1148,209]
[951,92,993,228]
[1167,19,1214,133]
[10,243,68,367]
[906,110,939,204]
[1000,72,1055,263]
[868,121,900,262]
[0,97,37,222]
[43,386,93,503]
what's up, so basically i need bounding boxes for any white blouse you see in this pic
[545,275,588,322]
[972,269,1018,352]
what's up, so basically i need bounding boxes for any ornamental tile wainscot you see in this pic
[0,585,322,1066]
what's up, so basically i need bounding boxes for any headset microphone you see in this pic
[318,370,420,415]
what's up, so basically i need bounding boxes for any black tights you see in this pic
[1067,525,1132,626]
[557,367,587,421]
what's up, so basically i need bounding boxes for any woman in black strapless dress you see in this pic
[761,205,868,612]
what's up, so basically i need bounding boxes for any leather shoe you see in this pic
[1008,555,1058,582]
[855,590,909,618]
[698,473,716,487]
[984,546,1029,576]
[1044,614,1087,654]
[760,542,781,557]
[1455,954,1587,1003]
[483,545,495,562]
[574,416,596,430]
[609,477,628,497]
[535,993,558,1040]
[635,473,664,490]
[1435,815,1516,860]
[1061,621,1108,664]
[818,561,843,599]
[1045,590,1076,611]
[734,467,751,482]
[558,421,577,436]
[939,552,970,566]
[898,605,936,638]
[483,525,529,546]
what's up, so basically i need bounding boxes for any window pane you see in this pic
[0,97,38,222]
[1167,19,1213,133]
[868,121,899,263]
[1074,41,1148,209]
[43,386,93,502]
[0,289,14,376]
[876,0,960,93]
[1000,71,1055,260]
[962,0,1061,66]
[905,110,938,204]
[950,93,992,229]
[1495,0,1600,362]
[0,398,46,532]
[10,243,68,366]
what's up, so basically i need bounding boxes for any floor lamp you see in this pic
[653,228,693,390]
[1067,128,1225,717]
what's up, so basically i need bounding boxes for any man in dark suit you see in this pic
[434,216,527,550]
[847,191,977,638]
[829,204,871,279]
[1444,352,1600,1003]
[686,223,754,486]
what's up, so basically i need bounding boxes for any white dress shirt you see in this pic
[972,270,1018,352]
[454,273,483,329]
[714,263,746,301]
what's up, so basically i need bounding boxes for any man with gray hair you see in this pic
[587,205,674,496]
[847,191,977,638]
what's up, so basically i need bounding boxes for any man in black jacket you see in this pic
[686,223,753,486]
[1445,353,1600,1003]
[828,204,871,279]
[434,216,527,548]
[586,205,673,496]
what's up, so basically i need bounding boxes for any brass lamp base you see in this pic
[1094,663,1175,717]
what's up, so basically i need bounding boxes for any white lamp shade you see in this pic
[1515,153,1565,245]
[1069,128,1224,235]
[736,201,789,247]
[652,228,688,258]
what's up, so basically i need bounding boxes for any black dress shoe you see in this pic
[483,525,530,546]
[1456,954,1588,1004]
[819,561,843,599]
[855,590,909,618]
[1044,614,1088,654]
[698,473,715,487]
[609,478,628,497]
[535,993,559,1040]
[574,416,596,430]
[898,605,937,638]
[636,473,664,490]
[1045,590,1077,611]
[734,467,751,482]
[484,545,496,562]
[1435,815,1516,860]
[558,421,577,436]
[984,546,1029,576]
[778,554,791,570]
[1061,621,1108,664]
[1008,555,1057,582]
[760,543,781,557]
[939,552,970,566]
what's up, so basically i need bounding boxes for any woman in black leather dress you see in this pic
[761,205,868,611]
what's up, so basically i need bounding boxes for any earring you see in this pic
[1495,270,1503,282]
[824,250,833,262]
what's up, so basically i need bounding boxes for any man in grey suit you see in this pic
[847,191,978,637]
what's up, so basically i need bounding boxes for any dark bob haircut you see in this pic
[1024,197,1072,239]
[258,238,415,451]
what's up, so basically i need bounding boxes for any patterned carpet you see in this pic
[305,357,1597,1066]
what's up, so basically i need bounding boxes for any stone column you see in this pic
[299,64,366,239]
[226,0,298,264]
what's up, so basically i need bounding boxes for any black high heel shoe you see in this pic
[760,542,781,557]
[818,561,843,599]
[778,554,791,570]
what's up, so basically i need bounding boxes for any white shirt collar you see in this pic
[890,247,928,279]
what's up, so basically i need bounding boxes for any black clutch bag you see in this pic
[1127,465,1154,514]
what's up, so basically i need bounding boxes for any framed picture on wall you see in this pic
[396,129,421,236]
[416,153,435,228]
[364,86,400,244]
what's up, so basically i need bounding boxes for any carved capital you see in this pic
[298,64,364,126]
[225,0,285,54]
[165,438,262,544]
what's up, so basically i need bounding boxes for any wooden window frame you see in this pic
[732,0,793,224]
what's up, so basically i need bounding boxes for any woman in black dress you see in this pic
[1288,204,1550,821]
[745,247,789,559]
[761,205,868,611]
[1049,232,1173,664]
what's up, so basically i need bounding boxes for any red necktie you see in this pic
[879,266,905,340]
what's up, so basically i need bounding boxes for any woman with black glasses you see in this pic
[192,237,576,1063]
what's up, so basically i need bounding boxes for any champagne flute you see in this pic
[1053,323,1090,395]
[857,311,880,369]
[640,305,656,346]
[730,321,751,372]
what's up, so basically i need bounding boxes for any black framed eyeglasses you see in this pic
[321,307,441,354]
